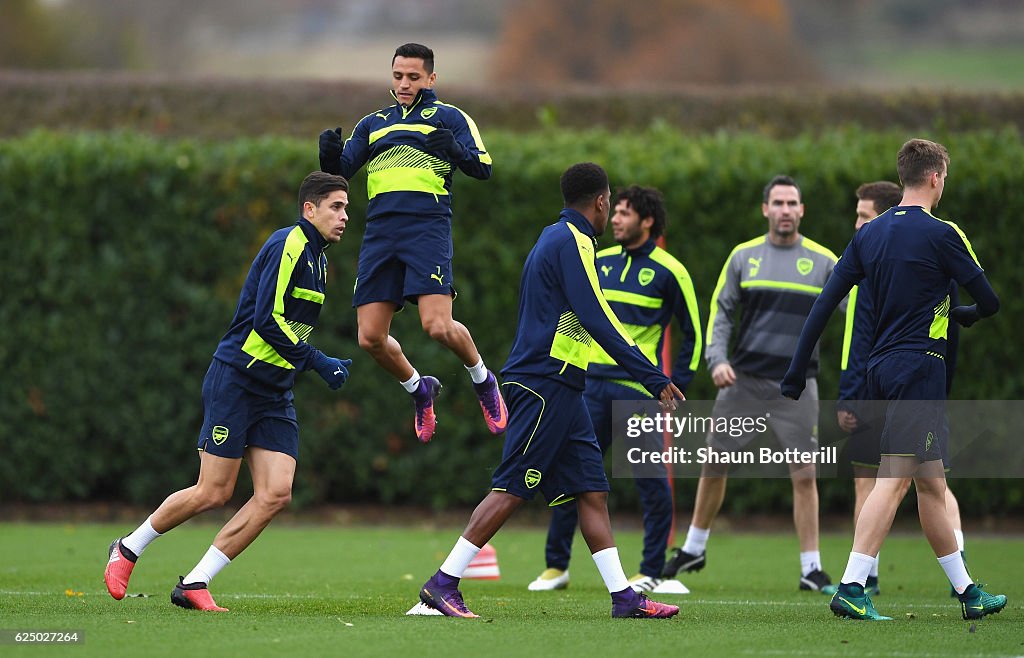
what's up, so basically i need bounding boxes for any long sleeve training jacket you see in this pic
[502,209,671,396]
[706,234,838,380]
[587,240,701,392]
[213,218,330,392]
[327,88,490,221]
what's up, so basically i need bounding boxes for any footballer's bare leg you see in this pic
[418,293,481,366]
[421,491,523,618]
[105,452,240,600]
[852,466,877,524]
[357,301,415,380]
[790,462,819,552]
[578,490,679,618]
[576,491,615,552]
[420,293,508,435]
[851,456,917,556]
[210,447,296,559]
[914,463,958,558]
[461,491,524,547]
[150,452,242,533]
[360,300,450,441]
[168,449,294,612]
[691,462,729,530]
[945,486,963,536]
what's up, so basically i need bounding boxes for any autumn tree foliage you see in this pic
[494,0,820,86]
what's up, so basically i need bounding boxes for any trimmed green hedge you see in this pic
[4,73,1024,138]
[2,128,1022,515]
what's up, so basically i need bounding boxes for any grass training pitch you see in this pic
[0,522,1020,656]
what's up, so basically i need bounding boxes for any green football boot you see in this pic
[829,583,892,621]
[958,583,1007,620]
[827,575,872,598]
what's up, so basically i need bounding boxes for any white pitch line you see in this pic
[0,590,979,610]
[743,651,1022,658]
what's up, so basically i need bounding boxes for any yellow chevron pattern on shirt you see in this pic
[929,294,951,340]
[286,319,314,343]
[366,145,452,199]
[550,310,593,371]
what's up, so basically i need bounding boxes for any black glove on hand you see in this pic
[310,349,351,391]
[780,370,805,400]
[950,304,980,328]
[319,127,344,175]
[424,127,466,161]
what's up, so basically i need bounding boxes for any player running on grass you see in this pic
[838,181,970,598]
[105,172,353,611]
[527,185,701,594]
[783,139,1007,621]
[318,42,505,443]
[418,163,684,619]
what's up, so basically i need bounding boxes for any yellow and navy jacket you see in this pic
[213,218,331,392]
[588,240,702,393]
[332,88,490,221]
[706,234,839,380]
[501,209,672,395]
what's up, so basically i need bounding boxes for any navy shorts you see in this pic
[352,214,454,309]
[196,360,299,460]
[866,352,947,464]
[843,400,885,469]
[843,399,951,470]
[491,376,609,504]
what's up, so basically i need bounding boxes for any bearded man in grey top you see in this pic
[662,175,842,596]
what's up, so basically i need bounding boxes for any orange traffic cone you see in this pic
[463,543,500,580]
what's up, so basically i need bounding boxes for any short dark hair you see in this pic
[615,185,666,239]
[298,171,348,214]
[897,138,949,187]
[763,174,801,203]
[560,162,609,208]
[393,43,434,74]
[856,181,903,215]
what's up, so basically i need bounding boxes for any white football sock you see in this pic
[121,516,162,557]
[800,550,822,576]
[681,524,710,555]
[183,545,231,586]
[401,370,421,393]
[953,529,965,553]
[869,553,880,578]
[466,358,488,385]
[592,547,630,593]
[938,550,972,594]
[840,552,875,586]
[440,536,481,579]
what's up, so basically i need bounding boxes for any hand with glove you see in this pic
[424,125,466,162]
[319,127,344,175]
[950,304,980,328]
[310,349,351,390]
[780,369,805,400]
